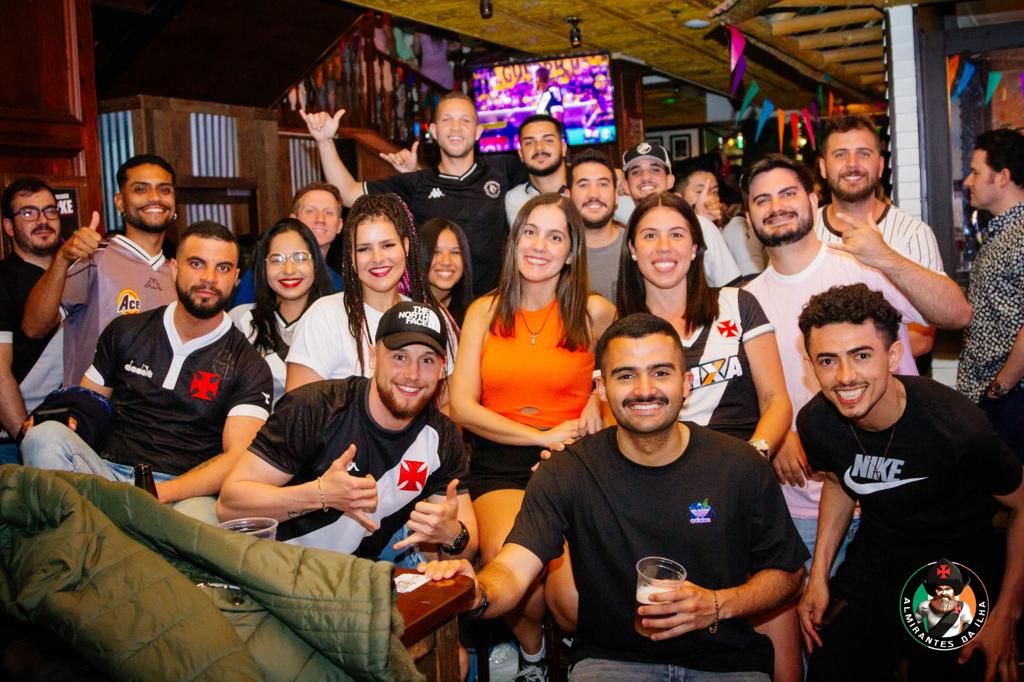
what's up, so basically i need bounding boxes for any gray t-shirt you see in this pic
[586,227,625,302]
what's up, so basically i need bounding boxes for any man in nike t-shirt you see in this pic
[794,284,1024,682]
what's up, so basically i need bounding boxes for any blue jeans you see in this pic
[792,515,860,576]
[570,658,770,681]
[20,421,219,524]
[0,443,19,465]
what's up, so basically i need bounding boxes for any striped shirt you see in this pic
[815,204,945,273]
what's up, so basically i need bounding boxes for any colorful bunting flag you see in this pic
[756,99,775,143]
[809,99,819,123]
[736,81,760,122]
[730,55,747,97]
[827,90,835,117]
[776,109,786,153]
[952,62,976,100]
[726,25,746,72]
[801,108,816,149]
[790,112,801,154]
[985,72,1003,105]
[947,55,960,95]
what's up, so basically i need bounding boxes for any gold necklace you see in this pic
[520,301,556,346]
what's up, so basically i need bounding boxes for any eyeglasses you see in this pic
[266,251,312,267]
[15,206,60,220]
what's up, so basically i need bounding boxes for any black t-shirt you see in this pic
[91,304,272,475]
[365,154,528,295]
[508,424,808,675]
[247,377,468,559]
[0,253,56,383]
[798,375,1023,598]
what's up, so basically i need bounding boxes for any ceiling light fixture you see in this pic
[567,16,582,48]
[480,0,493,19]
[684,19,710,29]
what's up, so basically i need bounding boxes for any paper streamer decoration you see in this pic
[951,62,976,100]
[947,55,960,95]
[776,109,786,153]
[801,108,817,149]
[790,113,801,154]
[756,99,775,143]
[736,81,760,122]
[730,55,747,97]
[985,71,1002,105]
[827,90,835,117]
[727,25,746,72]
[809,99,819,123]
[817,85,824,115]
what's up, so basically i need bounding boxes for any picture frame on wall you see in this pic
[669,129,700,161]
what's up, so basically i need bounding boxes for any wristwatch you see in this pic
[987,379,1009,398]
[749,438,773,460]
[464,584,489,620]
[439,520,470,555]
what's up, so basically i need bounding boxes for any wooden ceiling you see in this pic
[347,0,903,110]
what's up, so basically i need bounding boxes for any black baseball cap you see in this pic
[375,301,448,357]
[623,142,671,173]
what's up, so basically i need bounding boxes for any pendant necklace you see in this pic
[848,422,897,479]
[520,301,555,346]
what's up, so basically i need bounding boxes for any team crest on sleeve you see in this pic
[483,180,501,198]
[189,371,221,401]
[397,460,428,492]
[115,289,142,315]
[900,559,987,651]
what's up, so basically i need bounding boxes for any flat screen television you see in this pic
[471,53,617,153]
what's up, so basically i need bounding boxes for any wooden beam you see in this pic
[770,9,882,36]
[842,60,886,74]
[859,73,886,85]
[819,44,885,63]
[773,0,876,6]
[795,27,884,50]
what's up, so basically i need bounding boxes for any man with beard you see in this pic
[621,142,741,287]
[217,301,477,563]
[416,313,807,680]
[0,178,75,461]
[23,154,178,387]
[795,285,1023,681]
[21,221,272,523]
[743,155,971,554]
[504,114,634,228]
[914,562,973,637]
[301,92,528,294]
[815,115,945,360]
[568,148,624,301]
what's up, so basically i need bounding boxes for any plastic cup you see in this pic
[635,556,686,637]
[219,517,278,540]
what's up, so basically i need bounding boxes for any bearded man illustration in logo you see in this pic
[914,560,973,637]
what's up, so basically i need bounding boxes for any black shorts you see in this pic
[465,431,543,500]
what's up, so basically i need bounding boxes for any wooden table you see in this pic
[395,569,475,682]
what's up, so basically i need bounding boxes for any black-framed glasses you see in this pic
[15,206,60,220]
[266,251,312,267]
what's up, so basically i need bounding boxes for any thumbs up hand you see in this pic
[393,478,462,550]
[319,444,379,532]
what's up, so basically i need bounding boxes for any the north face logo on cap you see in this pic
[397,305,441,333]
[637,142,652,154]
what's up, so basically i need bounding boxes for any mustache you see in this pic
[765,209,798,222]
[623,394,669,408]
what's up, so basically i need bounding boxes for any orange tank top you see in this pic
[480,299,594,429]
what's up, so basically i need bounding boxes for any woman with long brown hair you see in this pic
[450,193,615,679]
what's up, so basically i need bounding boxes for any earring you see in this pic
[631,254,637,261]
[691,254,696,261]
[172,212,178,221]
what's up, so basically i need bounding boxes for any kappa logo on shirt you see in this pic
[397,460,428,492]
[189,370,221,401]
[716,320,739,338]
[483,180,501,199]
[115,289,142,315]
[428,187,445,199]
[144,277,163,291]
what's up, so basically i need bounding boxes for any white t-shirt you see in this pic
[721,215,765,276]
[814,205,945,273]
[229,304,296,406]
[287,292,457,381]
[745,242,925,519]
[697,215,743,287]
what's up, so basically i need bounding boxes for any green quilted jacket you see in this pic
[0,465,423,681]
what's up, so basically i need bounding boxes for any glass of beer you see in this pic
[219,517,278,540]
[635,556,686,637]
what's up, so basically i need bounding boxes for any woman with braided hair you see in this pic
[285,193,447,390]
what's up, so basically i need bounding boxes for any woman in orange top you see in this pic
[450,193,615,677]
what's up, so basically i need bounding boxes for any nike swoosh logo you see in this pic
[843,470,927,495]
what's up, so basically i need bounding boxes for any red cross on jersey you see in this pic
[398,460,428,492]
[717,320,739,338]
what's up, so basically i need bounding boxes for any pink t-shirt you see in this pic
[745,242,924,518]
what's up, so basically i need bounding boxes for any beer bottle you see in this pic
[133,463,157,497]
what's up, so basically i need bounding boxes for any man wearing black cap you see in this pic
[914,560,974,638]
[621,142,741,287]
[218,301,477,563]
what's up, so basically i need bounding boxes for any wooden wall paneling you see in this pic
[237,116,284,233]
[0,0,102,231]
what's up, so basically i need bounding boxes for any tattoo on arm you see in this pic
[287,508,319,519]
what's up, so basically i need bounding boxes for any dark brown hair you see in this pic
[821,115,881,154]
[616,192,717,335]
[799,283,902,351]
[492,193,592,351]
